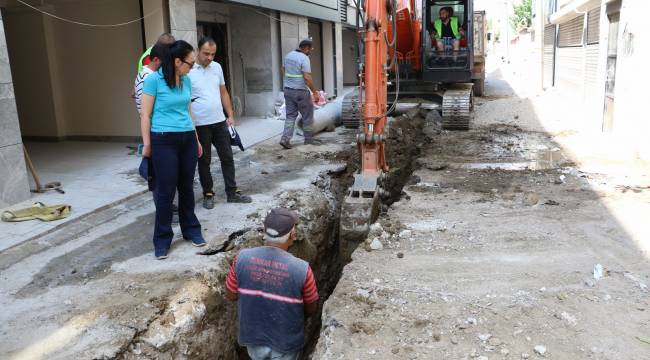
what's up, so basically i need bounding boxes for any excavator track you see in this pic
[342,89,362,129]
[441,86,473,130]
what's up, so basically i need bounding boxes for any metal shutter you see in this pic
[556,46,584,93]
[543,24,556,88]
[584,7,601,102]
[558,15,584,47]
[583,44,601,107]
[587,7,600,44]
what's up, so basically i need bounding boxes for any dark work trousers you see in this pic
[196,121,237,196]
[283,87,314,141]
[150,131,203,254]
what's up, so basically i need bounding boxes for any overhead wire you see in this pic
[15,0,160,28]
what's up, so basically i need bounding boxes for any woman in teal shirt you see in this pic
[140,40,206,259]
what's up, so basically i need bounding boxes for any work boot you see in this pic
[203,193,215,209]
[280,138,292,149]
[304,138,324,146]
[227,189,252,203]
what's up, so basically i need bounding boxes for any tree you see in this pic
[510,0,532,32]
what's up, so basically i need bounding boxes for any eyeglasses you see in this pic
[182,60,195,67]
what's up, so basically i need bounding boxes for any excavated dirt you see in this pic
[94,119,424,359]
[313,109,650,359]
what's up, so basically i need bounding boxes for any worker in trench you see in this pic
[225,208,319,359]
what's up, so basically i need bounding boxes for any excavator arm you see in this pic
[340,0,407,240]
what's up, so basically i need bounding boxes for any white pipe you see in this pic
[296,98,343,135]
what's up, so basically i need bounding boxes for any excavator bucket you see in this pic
[340,174,380,241]
[339,174,381,242]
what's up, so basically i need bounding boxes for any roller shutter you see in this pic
[558,15,584,47]
[543,24,556,88]
[586,7,600,44]
[556,15,585,94]
[556,46,584,93]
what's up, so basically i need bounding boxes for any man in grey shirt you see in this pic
[280,39,322,149]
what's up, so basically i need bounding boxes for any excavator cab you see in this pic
[422,0,474,83]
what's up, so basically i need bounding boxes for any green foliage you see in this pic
[510,0,532,32]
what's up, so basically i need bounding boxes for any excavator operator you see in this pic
[433,6,461,52]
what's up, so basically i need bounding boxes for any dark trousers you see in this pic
[196,121,237,196]
[283,87,314,141]
[150,131,202,253]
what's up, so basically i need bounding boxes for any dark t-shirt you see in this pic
[441,20,454,38]
[226,247,319,353]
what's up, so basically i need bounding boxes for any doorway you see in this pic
[197,22,231,91]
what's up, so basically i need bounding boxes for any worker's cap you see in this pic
[263,208,299,238]
[299,38,313,49]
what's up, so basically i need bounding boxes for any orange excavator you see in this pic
[340,0,485,238]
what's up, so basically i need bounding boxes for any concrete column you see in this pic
[322,22,335,95]
[143,0,167,47]
[270,12,282,96]
[168,0,197,48]
[334,22,344,96]
[280,13,309,58]
[0,10,30,207]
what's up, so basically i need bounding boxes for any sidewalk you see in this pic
[0,116,284,252]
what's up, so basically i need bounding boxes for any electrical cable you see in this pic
[16,0,160,28]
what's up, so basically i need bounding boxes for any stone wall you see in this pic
[0,11,29,207]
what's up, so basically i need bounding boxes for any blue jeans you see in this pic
[246,345,299,360]
[150,131,203,255]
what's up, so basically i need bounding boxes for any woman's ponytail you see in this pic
[158,40,194,89]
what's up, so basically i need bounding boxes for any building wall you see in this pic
[3,9,58,138]
[322,21,335,95]
[51,0,143,137]
[230,6,275,116]
[611,0,650,159]
[0,10,30,207]
[280,13,309,63]
[3,0,144,139]
[143,0,167,46]
[334,22,344,95]
[308,21,323,90]
[342,28,358,85]
[229,0,340,22]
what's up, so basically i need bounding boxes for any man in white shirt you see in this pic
[189,37,252,209]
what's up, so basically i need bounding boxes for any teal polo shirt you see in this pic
[143,70,195,132]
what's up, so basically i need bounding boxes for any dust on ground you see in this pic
[314,81,650,359]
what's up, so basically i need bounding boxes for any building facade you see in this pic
[541,0,649,159]
[0,0,355,207]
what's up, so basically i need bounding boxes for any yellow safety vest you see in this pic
[434,17,460,39]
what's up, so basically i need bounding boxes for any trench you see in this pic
[116,110,429,360]
[301,110,429,358]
